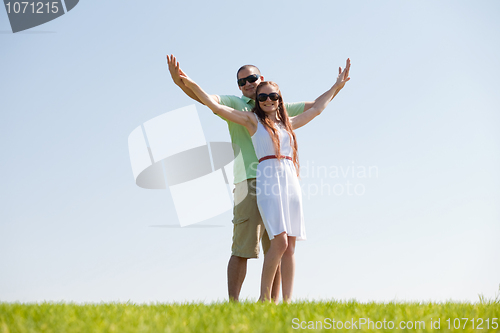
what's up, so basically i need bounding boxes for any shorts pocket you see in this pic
[232,217,249,225]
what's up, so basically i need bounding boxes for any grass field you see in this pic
[1,299,499,332]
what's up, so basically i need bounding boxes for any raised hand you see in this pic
[335,58,351,88]
[166,54,206,103]
[166,54,183,85]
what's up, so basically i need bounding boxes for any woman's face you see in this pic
[257,85,280,114]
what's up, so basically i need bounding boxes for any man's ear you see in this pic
[260,76,264,81]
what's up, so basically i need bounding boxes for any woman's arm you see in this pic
[291,59,351,130]
[179,72,257,135]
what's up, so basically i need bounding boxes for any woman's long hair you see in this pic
[252,81,300,176]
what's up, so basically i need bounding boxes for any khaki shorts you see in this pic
[231,178,271,258]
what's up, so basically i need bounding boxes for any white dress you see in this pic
[251,115,306,241]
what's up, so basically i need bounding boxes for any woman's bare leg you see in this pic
[281,236,296,303]
[259,232,287,302]
[270,263,281,304]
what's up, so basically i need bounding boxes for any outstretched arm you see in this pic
[291,58,351,130]
[166,55,221,105]
[179,72,257,135]
[302,58,351,111]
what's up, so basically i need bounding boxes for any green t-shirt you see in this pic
[217,95,305,184]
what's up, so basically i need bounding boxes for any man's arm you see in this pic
[302,58,351,111]
[179,71,257,134]
[166,55,220,105]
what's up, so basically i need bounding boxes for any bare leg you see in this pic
[270,264,281,304]
[263,230,281,303]
[228,255,247,302]
[281,236,296,303]
[259,232,287,302]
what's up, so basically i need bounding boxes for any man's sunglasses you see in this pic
[257,93,280,102]
[237,74,260,87]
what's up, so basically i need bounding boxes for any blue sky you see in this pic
[1,0,499,303]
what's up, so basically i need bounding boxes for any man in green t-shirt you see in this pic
[166,55,348,302]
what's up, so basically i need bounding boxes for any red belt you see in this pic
[258,155,293,163]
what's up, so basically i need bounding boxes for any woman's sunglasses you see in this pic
[237,74,260,87]
[257,93,280,102]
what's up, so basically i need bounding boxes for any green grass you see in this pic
[1,300,499,332]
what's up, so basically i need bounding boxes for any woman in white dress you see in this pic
[179,63,350,302]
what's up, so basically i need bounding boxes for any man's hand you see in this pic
[166,54,183,86]
[166,54,206,104]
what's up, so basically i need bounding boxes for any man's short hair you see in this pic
[237,65,261,79]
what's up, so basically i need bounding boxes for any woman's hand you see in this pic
[291,58,351,129]
[179,69,196,88]
[335,58,351,88]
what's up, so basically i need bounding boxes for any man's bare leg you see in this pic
[228,255,247,302]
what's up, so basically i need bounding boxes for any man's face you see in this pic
[237,68,263,100]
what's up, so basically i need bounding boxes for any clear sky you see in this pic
[1,0,499,303]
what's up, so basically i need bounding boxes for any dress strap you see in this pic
[253,113,259,123]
